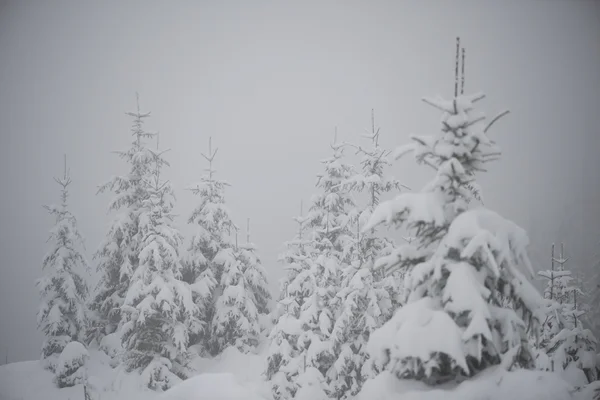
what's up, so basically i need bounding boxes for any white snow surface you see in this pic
[160,373,265,400]
[0,347,269,400]
[357,367,576,400]
[2,347,596,400]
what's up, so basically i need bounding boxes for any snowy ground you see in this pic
[0,347,595,400]
[0,347,270,400]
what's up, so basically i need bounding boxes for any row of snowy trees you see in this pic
[264,41,600,399]
[265,115,409,400]
[36,97,271,390]
[36,40,600,397]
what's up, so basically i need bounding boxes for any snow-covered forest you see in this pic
[1,2,600,400]
[0,36,591,400]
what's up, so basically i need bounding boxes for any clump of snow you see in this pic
[575,380,600,400]
[54,341,89,388]
[99,331,122,360]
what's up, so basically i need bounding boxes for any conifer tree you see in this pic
[293,132,358,395]
[536,243,597,382]
[266,202,314,400]
[183,137,236,355]
[362,40,544,385]
[89,95,157,349]
[588,241,600,344]
[239,218,272,316]
[37,156,90,372]
[328,112,410,398]
[120,140,198,391]
[210,229,262,354]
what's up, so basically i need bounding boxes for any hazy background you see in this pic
[1,0,599,363]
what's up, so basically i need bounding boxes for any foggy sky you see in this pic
[1,0,599,363]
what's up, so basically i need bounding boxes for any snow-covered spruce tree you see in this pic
[239,219,272,324]
[536,244,598,382]
[210,231,262,354]
[293,133,358,396]
[362,84,544,384]
[120,144,198,391]
[182,137,234,355]
[587,241,600,345]
[37,156,90,372]
[536,244,575,355]
[343,110,410,306]
[327,112,410,399]
[88,95,156,350]
[265,203,315,400]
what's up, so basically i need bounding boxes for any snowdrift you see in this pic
[1,347,596,400]
[358,367,579,400]
[159,373,265,400]
[0,348,268,400]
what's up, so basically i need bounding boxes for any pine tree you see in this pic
[182,137,234,355]
[120,141,198,391]
[266,132,359,399]
[587,240,600,344]
[37,156,90,372]
[361,40,544,385]
[239,218,272,320]
[536,244,574,353]
[210,233,262,354]
[294,132,358,396]
[536,243,598,382]
[88,95,157,349]
[266,202,314,400]
[327,111,409,398]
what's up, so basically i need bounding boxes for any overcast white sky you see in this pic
[0,0,599,363]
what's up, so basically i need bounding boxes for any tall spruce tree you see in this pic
[210,230,262,354]
[266,203,314,400]
[295,132,358,396]
[88,95,156,350]
[328,111,409,398]
[120,140,198,391]
[238,219,272,317]
[588,240,600,344]
[182,137,235,355]
[536,243,598,382]
[37,156,90,372]
[362,40,544,385]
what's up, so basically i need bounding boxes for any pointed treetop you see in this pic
[461,47,466,95]
[454,37,460,97]
[298,199,304,239]
[247,217,251,244]
[54,154,72,190]
[201,136,220,180]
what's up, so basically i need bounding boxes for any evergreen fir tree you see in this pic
[265,202,314,400]
[120,142,198,391]
[238,219,272,317]
[361,41,544,385]
[183,137,235,356]
[88,95,157,349]
[210,231,262,354]
[293,132,358,396]
[536,243,598,382]
[37,156,90,372]
[328,111,409,398]
[587,240,600,344]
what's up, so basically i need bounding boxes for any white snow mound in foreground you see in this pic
[358,367,575,400]
[159,373,266,400]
